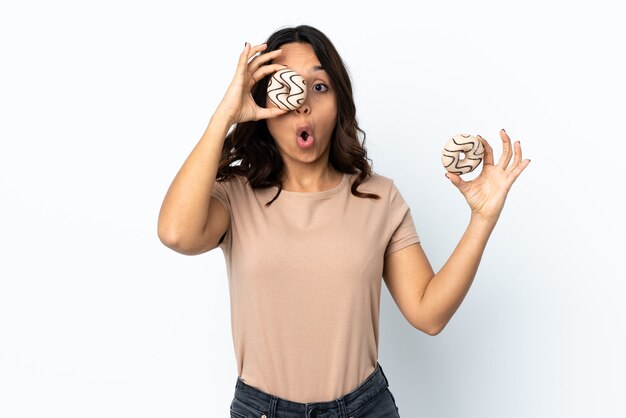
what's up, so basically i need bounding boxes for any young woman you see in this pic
[158,25,530,418]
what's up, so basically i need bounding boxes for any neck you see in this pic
[281,164,342,192]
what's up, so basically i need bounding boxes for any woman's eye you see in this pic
[313,83,328,92]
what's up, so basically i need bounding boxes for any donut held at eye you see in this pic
[267,68,307,111]
[441,133,485,174]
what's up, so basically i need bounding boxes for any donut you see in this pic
[267,68,307,111]
[441,133,485,174]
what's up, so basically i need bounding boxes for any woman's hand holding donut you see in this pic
[214,43,289,126]
[445,129,531,225]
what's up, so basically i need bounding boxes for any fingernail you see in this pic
[244,42,248,47]
[502,128,506,133]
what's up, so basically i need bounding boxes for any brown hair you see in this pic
[216,24,380,205]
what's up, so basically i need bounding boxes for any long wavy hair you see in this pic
[216,24,380,206]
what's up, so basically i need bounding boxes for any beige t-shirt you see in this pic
[210,171,420,403]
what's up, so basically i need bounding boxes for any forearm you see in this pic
[420,214,497,334]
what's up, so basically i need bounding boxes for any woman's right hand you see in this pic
[214,42,289,126]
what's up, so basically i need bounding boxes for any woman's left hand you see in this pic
[445,129,531,224]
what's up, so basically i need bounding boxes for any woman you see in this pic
[157,25,530,418]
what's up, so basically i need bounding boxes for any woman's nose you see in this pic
[295,102,310,114]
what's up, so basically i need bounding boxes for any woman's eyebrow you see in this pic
[310,65,326,73]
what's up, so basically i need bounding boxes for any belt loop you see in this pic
[268,395,278,418]
[335,397,348,418]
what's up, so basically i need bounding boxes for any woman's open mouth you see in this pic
[296,126,315,149]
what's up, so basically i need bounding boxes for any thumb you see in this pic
[270,107,289,118]
[445,172,466,189]
[258,107,288,120]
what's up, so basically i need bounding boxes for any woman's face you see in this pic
[265,42,338,170]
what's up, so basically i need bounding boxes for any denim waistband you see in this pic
[232,361,390,418]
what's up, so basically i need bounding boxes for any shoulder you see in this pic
[214,174,248,191]
[214,174,275,203]
[355,172,396,194]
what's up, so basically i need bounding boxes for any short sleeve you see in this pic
[210,179,232,250]
[384,181,421,257]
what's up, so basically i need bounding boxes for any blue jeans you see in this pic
[229,361,401,417]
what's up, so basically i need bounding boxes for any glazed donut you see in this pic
[441,133,485,174]
[267,68,307,111]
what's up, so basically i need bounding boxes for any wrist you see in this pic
[209,112,235,134]
[199,114,232,145]
[470,211,498,230]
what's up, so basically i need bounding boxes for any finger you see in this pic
[251,63,288,85]
[497,129,513,169]
[247,43,268,62]
[509,158,531,181]
[508,141,531,180]
[254,106,289,121]
[477,135,494,165]
[248,48,283,74]
[506,140,522,174]
[237,42,252,73]
[444,171,468,190]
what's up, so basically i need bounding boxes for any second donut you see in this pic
[441,133,485,174]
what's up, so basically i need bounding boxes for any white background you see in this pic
[1,1,624,417]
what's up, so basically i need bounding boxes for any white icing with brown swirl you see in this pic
[441,133,485,174]
[267,69,307,111]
